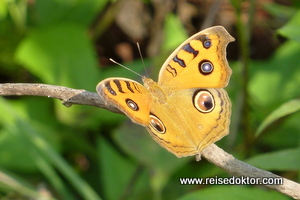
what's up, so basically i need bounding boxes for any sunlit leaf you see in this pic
[263,3,297,21]
[256,99,300,136]
[16,24,99,90]
[162,13,187,51]
[278,10,300,42]
[97,136,147,200]
[113,122,191,193]
[246,148,300,171]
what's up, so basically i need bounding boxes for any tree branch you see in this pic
[0,83,120,113]
[0,83,299,199]
[203,144,300,199]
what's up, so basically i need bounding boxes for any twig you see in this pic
[203,144,300,199]
[0,83,299,199]
[0,83,120,113]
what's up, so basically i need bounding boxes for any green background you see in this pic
[0,0,299,199]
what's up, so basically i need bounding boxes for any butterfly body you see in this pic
[97,26,234,160]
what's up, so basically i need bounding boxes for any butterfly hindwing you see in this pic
[145,87,231,158]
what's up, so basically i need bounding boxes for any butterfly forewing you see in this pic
[97,78,151,125]
[158,26,234,90]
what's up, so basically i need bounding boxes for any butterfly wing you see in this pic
[158,26,234,89]
[96,78,151,125]
[146,87,231,159]
[96,26,234,160]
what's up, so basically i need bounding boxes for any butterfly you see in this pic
[96,26,234,161]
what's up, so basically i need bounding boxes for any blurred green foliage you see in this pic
[0,0,299,200]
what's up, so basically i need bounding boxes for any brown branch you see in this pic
[203,144,300,199]
[0,83,120,113]
[0,83,299,199]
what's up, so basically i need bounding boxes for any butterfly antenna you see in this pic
[136,42,149,77]
[109,58,143,78]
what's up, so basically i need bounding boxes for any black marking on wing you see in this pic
[150,130,196,151]
[182,43,199,58]
[166,65,177,77]
[150,132,199,156]
[113,80,125,93]
[197,35,212,49]
[105,81,117,96]
[216,33,222,61]
[173,55,186,67]
[133,82,142,93]
[199,90,230,148]
[125,81,135,93]
[126,98,139,111]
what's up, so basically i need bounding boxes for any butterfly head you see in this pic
[142,76,155,89]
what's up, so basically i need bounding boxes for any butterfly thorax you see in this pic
[143,77,167,104]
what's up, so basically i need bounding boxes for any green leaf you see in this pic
[278,10,300,42]
[0,168,57,200]
[16,23,99,90]
[246,148,300,171]
[248,40,300,116]
[256,99,300,136]
[0,0,7,20]
[0,97,60,173]
[162,13,187,51]
[97,136,147,200]
[257,111,300,149]
[113,123,191,195]
[35,0,108,27]
[0,98,102,200]
[177,185,289,200]
[263,3,297,21]
[16,23,101,124]
[114,123,190,169]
